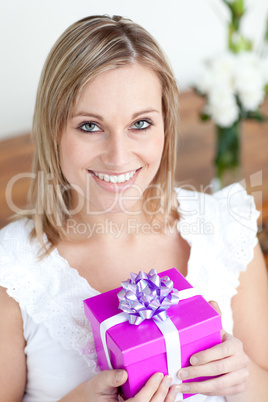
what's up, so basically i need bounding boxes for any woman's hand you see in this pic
[61,369,181,402]
[176,301,249,397]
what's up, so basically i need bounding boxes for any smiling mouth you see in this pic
[90,169,139,184]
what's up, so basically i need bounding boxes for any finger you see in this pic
[91,369,128,395]
[150,375,182,402]
[178,353,249,380]
[189,334,243,366]
[164,384,183,402]
[176,369,249,396]
[209,300,222,316]
[131,372,164,401]
[150,375,171,402]
[208,301,230,340]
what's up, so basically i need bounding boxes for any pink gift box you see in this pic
[84,268,222,399]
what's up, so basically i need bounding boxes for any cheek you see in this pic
[146,133,165,167]
[60,139,73,177]
[60,134,90,166]
[59,135,86,181]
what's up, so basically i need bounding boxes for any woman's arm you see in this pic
[175,243,268,400]
[229,242,268,401]
[0,286,27,401]
[0,286,181,402]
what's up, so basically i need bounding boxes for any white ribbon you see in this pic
[100,312,128,370]
[99,287,200,401]
[155,317,183,400]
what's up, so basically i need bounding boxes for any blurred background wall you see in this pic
[0,0,267,140]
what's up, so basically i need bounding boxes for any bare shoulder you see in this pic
[0,286,27,400]
[0,285,23,319]
[232,243,268,369]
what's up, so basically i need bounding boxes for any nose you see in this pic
[101,132,129,169]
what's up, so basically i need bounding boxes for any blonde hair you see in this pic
[28,15,180,252]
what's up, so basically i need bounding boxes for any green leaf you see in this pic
[232,0,246,17]
[200,112,210,122]
[265,14,268,42]
[244,109,268,122]
[192,87,204,97]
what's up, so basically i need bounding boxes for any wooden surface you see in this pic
[0,133,34,227]
[0,90,268,263]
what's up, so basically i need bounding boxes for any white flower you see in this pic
[233,52,266,111]
[261,57,268,84]
[197,51,267,124]
[205,86,240,127]
[196,53,235,94]
[239,88,265,111]
[210,53,236,82]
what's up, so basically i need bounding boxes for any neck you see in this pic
[65,208,169,242]
[63,189,178,242]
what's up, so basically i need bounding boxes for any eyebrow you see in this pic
[72,109,160,120]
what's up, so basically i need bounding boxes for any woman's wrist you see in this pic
[59,381,88,402]
[225,357,268,402]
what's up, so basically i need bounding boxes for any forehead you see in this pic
[73,63,163,116]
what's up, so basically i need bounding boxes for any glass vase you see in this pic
[211,120,242,192]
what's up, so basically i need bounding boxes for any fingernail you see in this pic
[179,383,190,392]
[178,369,188,379]
[154,372,164,384]
[172,385,181,396]
[190,356,199,365]
[163,375,172,387]
[116,370,125,383]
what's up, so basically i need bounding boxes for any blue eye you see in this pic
[79,122,101,132]
[131,120,151,130]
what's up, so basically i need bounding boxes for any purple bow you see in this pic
[117,269,180,325]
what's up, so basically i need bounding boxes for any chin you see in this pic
[88,199,142,216]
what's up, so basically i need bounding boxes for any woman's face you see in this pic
[60,63,165,216]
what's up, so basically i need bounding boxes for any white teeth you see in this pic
[110,175,117,183]
[118,174,124,183]
[94,170,136,184]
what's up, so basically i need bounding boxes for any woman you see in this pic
[0,15,267,402]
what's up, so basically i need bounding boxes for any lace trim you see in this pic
[214,184,259,297]
[176,183,259,300]
[0,219,99,370]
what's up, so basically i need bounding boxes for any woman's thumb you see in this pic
[113,370,128,386]
[209,300,228,338]
[209,300,222,316]
[95,369,128,390]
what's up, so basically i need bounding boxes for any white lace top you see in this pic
[0,184,259,402]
